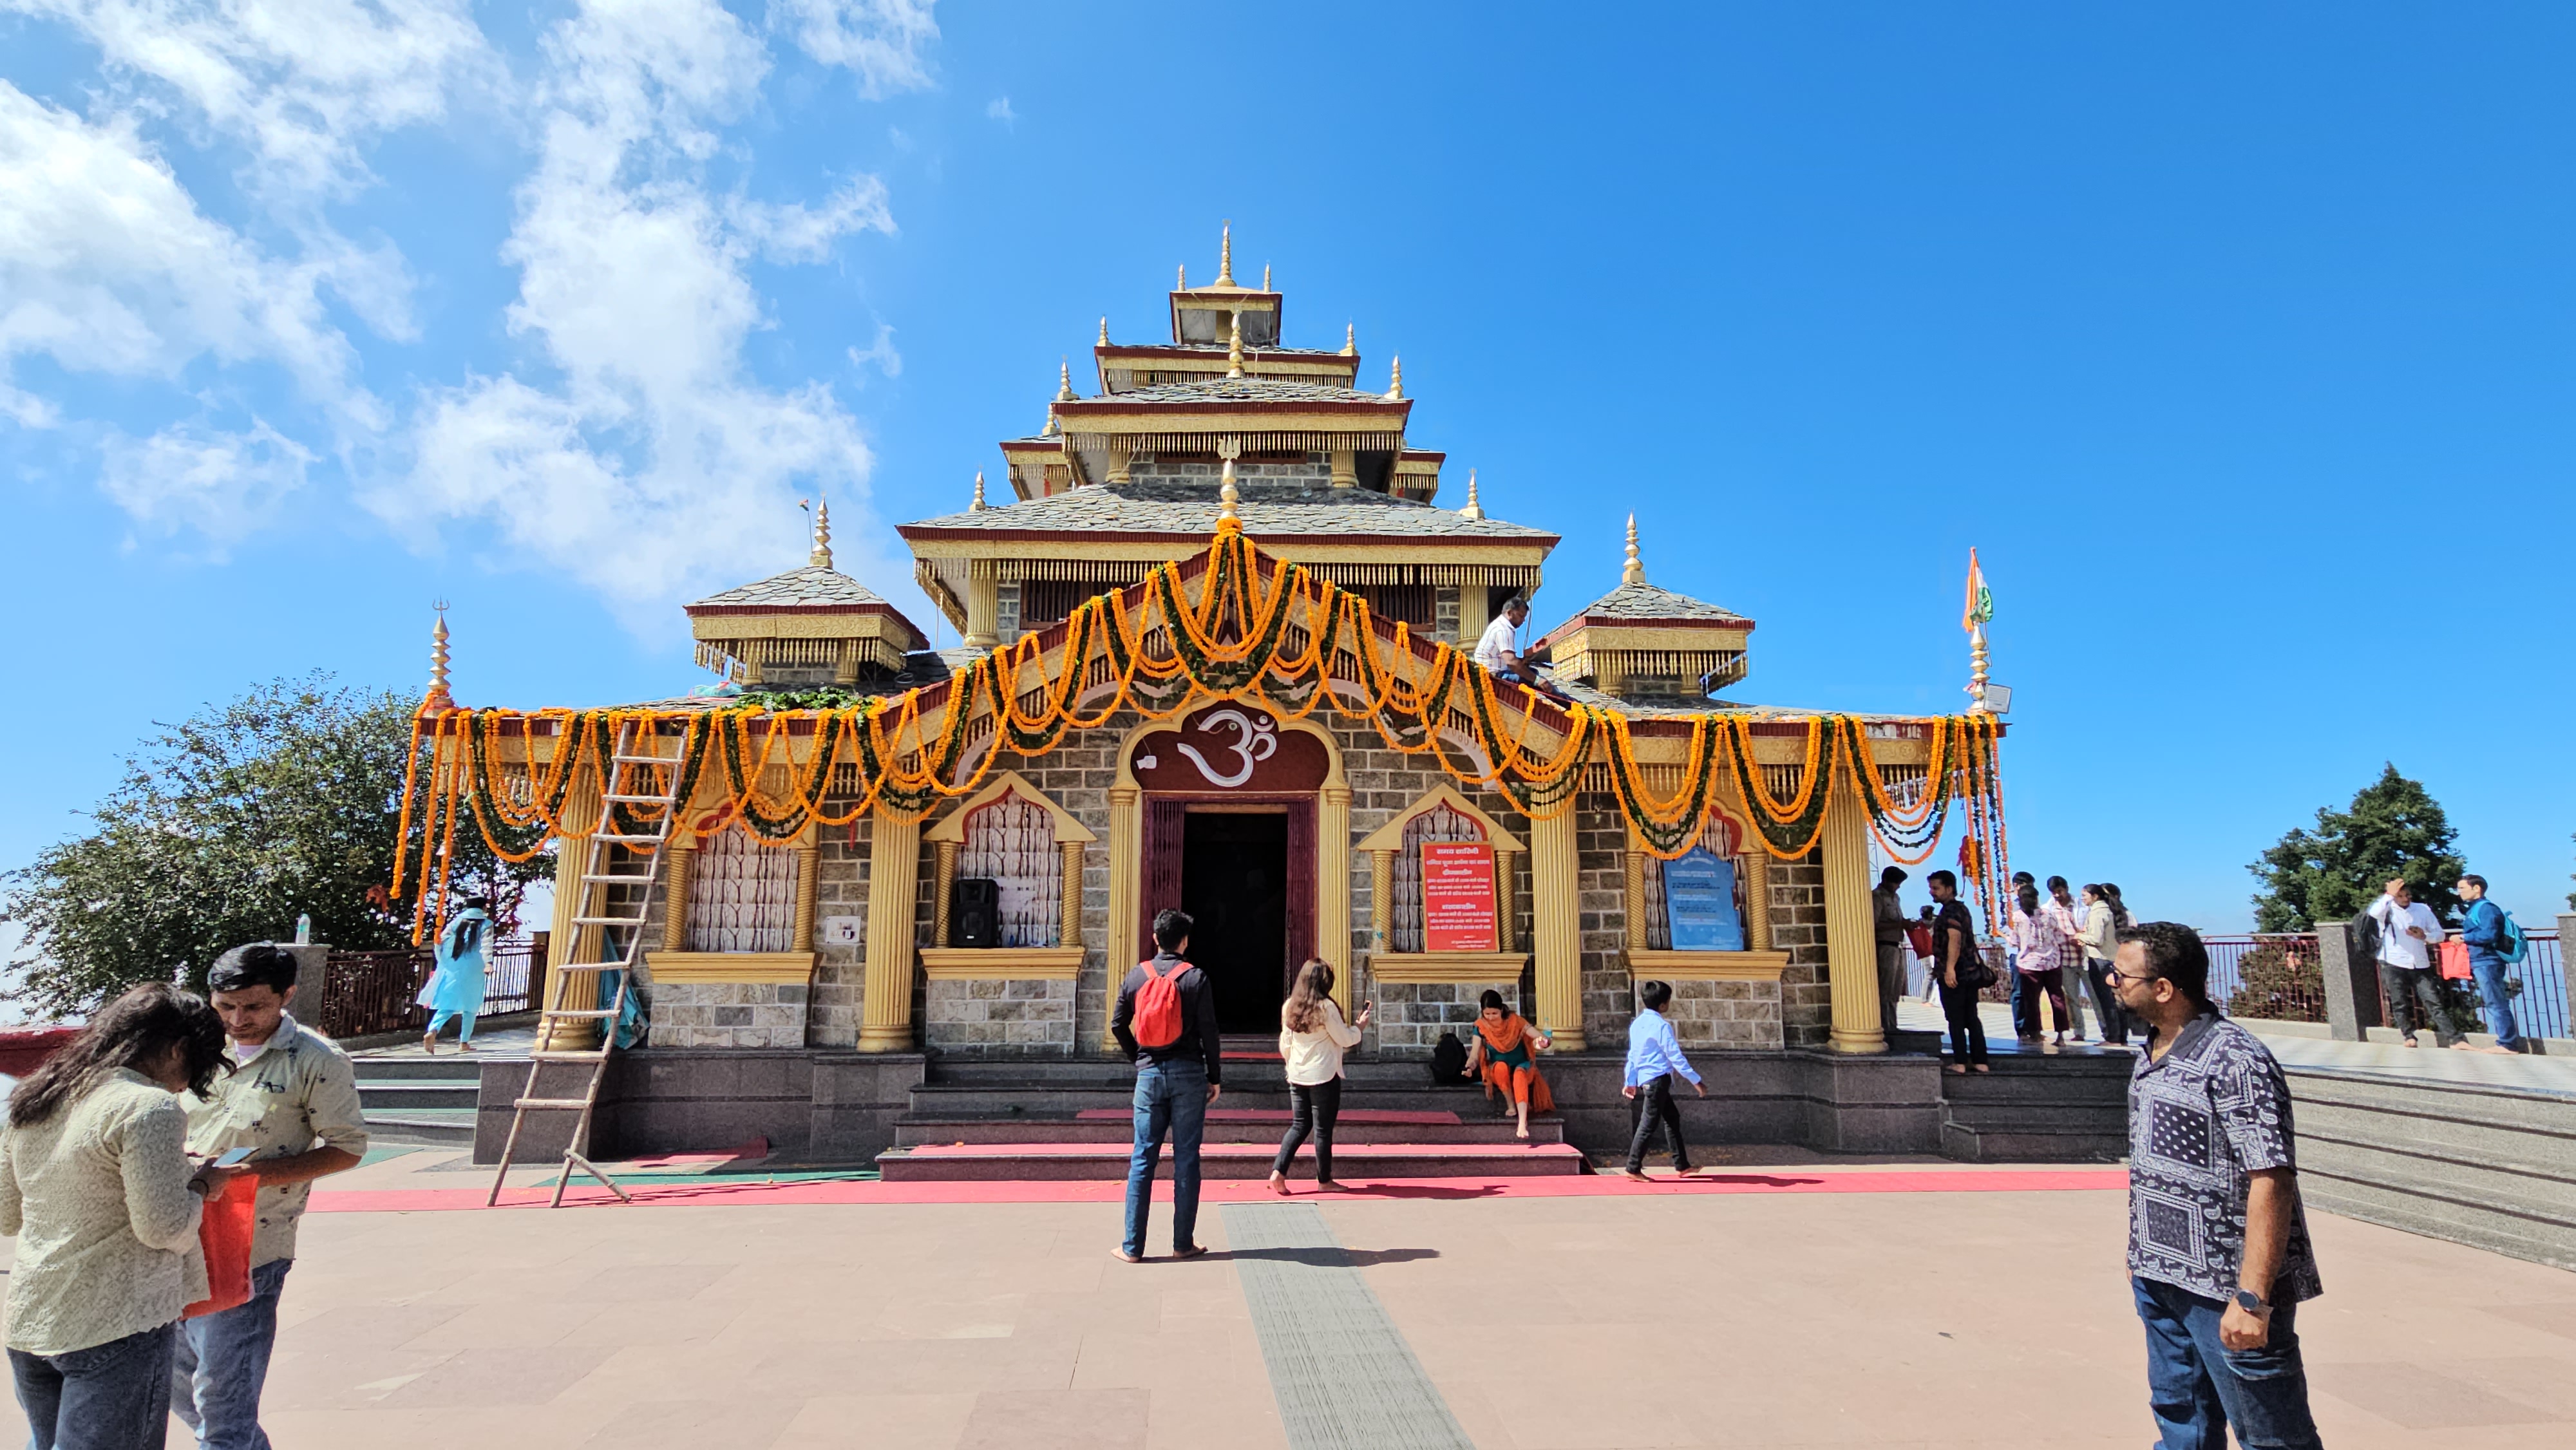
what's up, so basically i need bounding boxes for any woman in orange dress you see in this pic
[1460,990,1553,1140]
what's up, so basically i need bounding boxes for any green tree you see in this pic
[2248,764,2465,932]
[2,675,549,1018]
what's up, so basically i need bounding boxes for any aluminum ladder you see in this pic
[486,719,683,1207]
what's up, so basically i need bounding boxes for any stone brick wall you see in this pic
[1770,854,1832,1048]
[924,977,1075,1055]
[1125,454,1333,487]
[1375,979,1522,1053]
[1659,979,1782,1050]
[806,822,870,1048]
[652,982,810,1048]
[1577,801,1631,1048]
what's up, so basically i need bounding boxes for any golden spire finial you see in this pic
[1098,316,1109,346]
[1056,358,1075,402]
[971,471,987,511]
[1216,221,1234,286]
[1341,323,1356,358]
[1385,355,1403,401]
[1226,312,1245,379]
[424,602,453,709]
[810,496,834,568]
[1460,469,1483,520]
[1621,513,1645,587]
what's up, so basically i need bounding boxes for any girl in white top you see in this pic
[0,982,236,1449]
[1268,960,1368,1195]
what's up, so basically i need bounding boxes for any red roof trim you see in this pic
[896,525,1560,549]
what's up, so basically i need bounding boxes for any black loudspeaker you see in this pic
[952,878,999,948]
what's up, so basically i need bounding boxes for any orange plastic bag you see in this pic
[184,1174,258,1319]
[2436,939,2473,983]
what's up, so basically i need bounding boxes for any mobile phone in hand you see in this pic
[213,1147,256,1167]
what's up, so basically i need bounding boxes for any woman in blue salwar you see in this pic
[419,899,491,1053]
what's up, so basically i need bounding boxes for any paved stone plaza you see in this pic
[8,1150,2573,1448]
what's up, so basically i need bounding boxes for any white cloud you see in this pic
[770,0,938,99]
[98,417,314,545]
[8,0,495,200]
[0,80,372,416]
[385,0,912,625]
[847,321,900,379]
[985,95,1013,124]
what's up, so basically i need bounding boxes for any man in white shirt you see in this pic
[1472,598,1567,701]
[2366,879,2461,1049]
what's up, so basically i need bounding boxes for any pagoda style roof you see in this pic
[1052,375,1406,414]
[688,565,911,614]
[901,481,1555,545]
[1539,579,1754,630]
[1099,342,1350,361]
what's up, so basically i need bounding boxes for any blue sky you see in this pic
[4,3,2571,934]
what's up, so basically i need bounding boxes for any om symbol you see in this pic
[1175,708,1278,788]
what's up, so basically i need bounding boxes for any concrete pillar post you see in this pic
[2318,919,2378,1042]
[1104,784,1141,1051]
[965,576,1001,650]
[1822,778,1886,1053]
[1531,808,1587,1050]
[857,807,921,1052]
[537,773,603,1051]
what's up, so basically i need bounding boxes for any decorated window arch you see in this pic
[922,771,1097,958]
[683,816,800,954]
[1358,784,1527,959]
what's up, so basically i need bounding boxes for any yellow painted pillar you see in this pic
[792,831,821,952]
[858,807,922,1052]
[1622,847,1648,956]
[1822,777,1887,1053]
[1103,784,1140,1051]
[538,773,603,1051]
[1319,784,1353,1016]
[964,576,1001,650]
[1530,807,1587,1050]
[1059,840,1085,948]
[1455,587,1490,652]
[661,833,696,952]
[1746,852,1773,952]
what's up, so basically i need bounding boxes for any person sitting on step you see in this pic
[1461,990,1554,1140]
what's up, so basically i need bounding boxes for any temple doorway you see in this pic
[1181,811,1291,1033]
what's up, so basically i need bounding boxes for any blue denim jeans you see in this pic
[2132,1276,2323,1450]
[173,1258,292,1449]
[2470,959,2522,1050]
[9,1319,176,1450]
[1122,1057,1209,1257]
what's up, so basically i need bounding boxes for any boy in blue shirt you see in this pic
[1618,979,1707,1180]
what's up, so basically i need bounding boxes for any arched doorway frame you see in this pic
[1103,706,1354,1044]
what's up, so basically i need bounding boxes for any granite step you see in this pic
[893,1107,1562,1148]
[357,1079,480,1112]
[875,1138,1590,1182]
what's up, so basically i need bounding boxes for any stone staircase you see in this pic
[2286,1069,2576,1272]
[1935,1051,2130,1162]
[355,1056,484,1147]
[875,1053,1587,1182]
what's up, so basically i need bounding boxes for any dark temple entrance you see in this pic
[1180,811,1290,1033]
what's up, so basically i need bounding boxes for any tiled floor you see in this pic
[5,1149,2572,1447]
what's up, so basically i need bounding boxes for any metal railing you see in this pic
[2200,929,2566,1040]
[316,939,539,1039]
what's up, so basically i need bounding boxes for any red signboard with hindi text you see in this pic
[1421,842,1498,952]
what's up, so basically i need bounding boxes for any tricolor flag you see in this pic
[1962,549,1993,632]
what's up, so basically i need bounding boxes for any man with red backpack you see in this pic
[1112,909,1225,1263]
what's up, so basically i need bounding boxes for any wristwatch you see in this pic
[2233,1288,2270,1316]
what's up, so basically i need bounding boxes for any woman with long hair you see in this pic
[419,897,491,1053]
[1461,990,1555,1140]
[2077,883,2130,1047]
[1,982,234,1449]
[1268,960,1368,1195]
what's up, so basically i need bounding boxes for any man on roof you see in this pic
[1472,597,1569,702]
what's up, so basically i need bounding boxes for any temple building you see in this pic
[417,229,2009,1164]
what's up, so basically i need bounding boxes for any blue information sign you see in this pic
[1663,848,1744,952]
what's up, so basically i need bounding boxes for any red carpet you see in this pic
[312,1167,2127,1213]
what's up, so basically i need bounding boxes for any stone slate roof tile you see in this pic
[1063,377,1394,406]
[905,482,1552,540]
[1560,580,1750,625]
[688,565,898,610]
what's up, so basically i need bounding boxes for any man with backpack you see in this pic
[2456,874,2525,1054]
[1112,909,1224,1263]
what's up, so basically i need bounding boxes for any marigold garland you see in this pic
[396,527,2009,941]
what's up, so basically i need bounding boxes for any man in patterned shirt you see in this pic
[2112,921,2324,1450]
